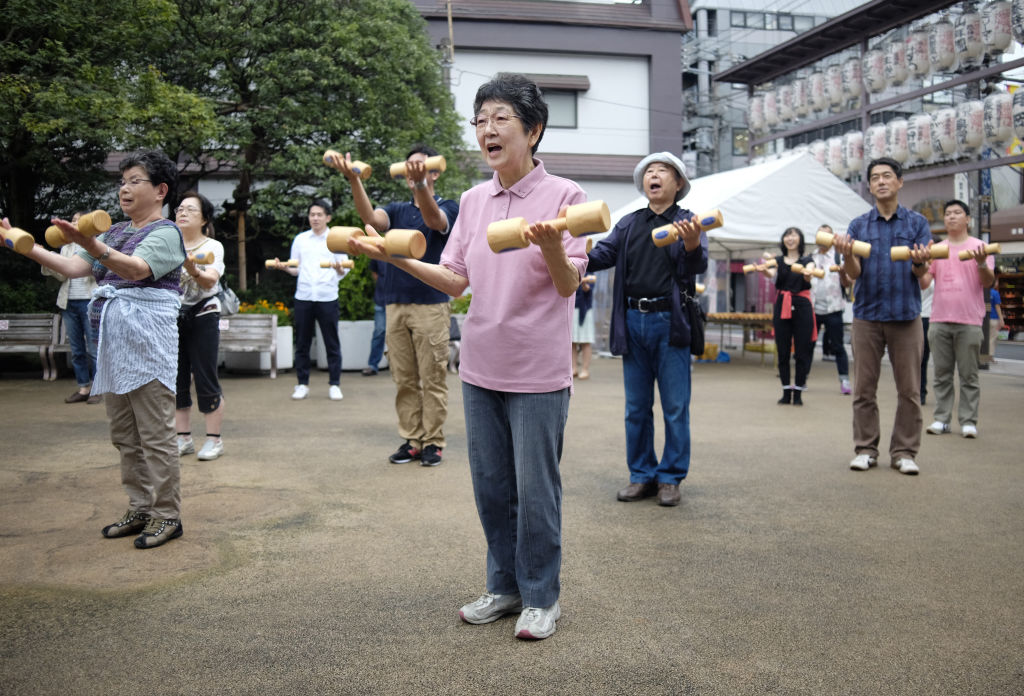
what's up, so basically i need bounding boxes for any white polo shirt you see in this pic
[289,228,349,302]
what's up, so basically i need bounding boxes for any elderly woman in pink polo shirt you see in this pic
[353,73,587,640]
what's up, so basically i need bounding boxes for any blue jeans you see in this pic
[367,303,386,369]
[63,299,96,387]
[293,299,341,385]
[462,381,570,608]
[622,308,692,485]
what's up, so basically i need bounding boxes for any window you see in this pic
[778,14,793,31]
[731,10,745,28]
[794,15,814,32]
[745,12,765,29]
[545,90,577,128]
[733,128,749,156]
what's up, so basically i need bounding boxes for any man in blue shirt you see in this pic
[833,157,933,476]
[335,145,458,467]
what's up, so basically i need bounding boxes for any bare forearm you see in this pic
[388,257,467,297]
[978,266,995,288]
[542,246,581,298]
[27,245,92,278]
[350,181,388,231]
[413,187,448,231]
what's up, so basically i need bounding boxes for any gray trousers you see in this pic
[928,321,983,427]
[106,379,181,520]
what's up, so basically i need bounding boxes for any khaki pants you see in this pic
[386,302,450,449]
[106,379,181,520]
[851,318,923,463]
[928,321,983,427]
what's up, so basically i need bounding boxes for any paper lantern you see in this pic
[984,92,1014,147]
[808,71,827,112]
[1013,0,1024,43]
[982,1,1013,55]
[955,8,984,71]
[1013,89,1024,140]
[929,17,957,71]
[862,49,887,94]
[826,64,843,106]
[809,139,827,166]
[907,28,931,78]
[956,100,985,155]
[777,84,794,122]
[842,57,862,99]
[932,107,958,157]
[885,37,909,88]
[865,124,888,160]
[792,78,809,118]
[907,114,934,164]
[747,95,765,134]
[826,137,846,176]
[886,119,909,163]
[763,90,779,128]
[842,131,864,174]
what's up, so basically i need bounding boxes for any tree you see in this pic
[165,0,474,294]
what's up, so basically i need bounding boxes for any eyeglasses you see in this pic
[118,177,152,188]
[175,205,201,215]
[470,112,521,130]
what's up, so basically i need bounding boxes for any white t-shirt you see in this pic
[181,237,226,309]
[290,229,349,302]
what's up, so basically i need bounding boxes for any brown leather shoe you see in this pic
[617,481,657,502]
[657,483,681,507]
[65,390,89,403]
[86,394,103,405]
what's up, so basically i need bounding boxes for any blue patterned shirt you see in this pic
[848,204,932,322]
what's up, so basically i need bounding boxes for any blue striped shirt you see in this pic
[849,204,932,322]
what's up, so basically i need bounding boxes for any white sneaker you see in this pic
[197,438,224,461]
[328,385,343,401]
[459,592,523,625]
[291,384,309,400]
[177,436,195,456]
[892,457,920,475]
[849,454,877,471]
[515,602,561,640]
[926,421,950,435]
[961,424,978,438]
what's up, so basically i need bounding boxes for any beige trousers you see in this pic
[106,379,181,520]
[386,302,450,449]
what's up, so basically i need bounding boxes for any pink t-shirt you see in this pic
[440,159,588,393]
[929,236,995,325]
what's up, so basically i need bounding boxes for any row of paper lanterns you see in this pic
[751,91,1023,177]
[748,1,1020,134]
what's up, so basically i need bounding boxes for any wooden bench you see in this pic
[0,313,61,380]
[218,314,279,378]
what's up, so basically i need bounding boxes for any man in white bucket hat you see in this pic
[586,152,707,507]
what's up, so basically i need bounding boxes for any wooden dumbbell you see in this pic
[696,283,706,295]
[320,259,355,269]
[959,243,1000,260]
[0,226,35,254]
[325,226,367,254]
[816,229,870,258]
[266,259,299,268]
[370,229,426,259]
[190,251,214,264]
[45,210,111,248]
[487,201,611,253]
[891,244,949,261]
[830,264,841,272]
[390,155,446,180]
[790,263,825,278]
[323,150,372,180]
[742,259,777,273]
[651,209,724,248]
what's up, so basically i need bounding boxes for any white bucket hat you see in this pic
[633,152,690,202]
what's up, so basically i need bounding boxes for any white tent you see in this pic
[606,153,872,259]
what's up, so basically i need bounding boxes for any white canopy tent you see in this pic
[605,152,872,259]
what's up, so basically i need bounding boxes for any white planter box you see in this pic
[223,325,293,373]
[315,320,378,371]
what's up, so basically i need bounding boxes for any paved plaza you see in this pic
[1,352,1022,695]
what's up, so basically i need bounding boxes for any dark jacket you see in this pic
[587,205,709,355]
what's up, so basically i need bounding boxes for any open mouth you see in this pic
[486,143,502,154]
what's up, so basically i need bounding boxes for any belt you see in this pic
[627,296,671,313]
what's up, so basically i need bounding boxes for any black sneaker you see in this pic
[102,509,150,538]
[133,518,183,549]
[389,441,421,464]
[420,444,443,467]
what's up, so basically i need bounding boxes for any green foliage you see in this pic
[337,255,375,321]
[450,293,472,314]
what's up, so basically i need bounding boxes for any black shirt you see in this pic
[774,254,814,295]
[624,206,679,298]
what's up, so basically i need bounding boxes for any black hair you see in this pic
[178,190,216,237]
[309,198,332,216]
[944,199,970,217]
[119,150,178,203]
[779,226,805,256]
[406,144,439,160]
[818,223,833,234]
[866,157,902,180]
[473,73,548,154]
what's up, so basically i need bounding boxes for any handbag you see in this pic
[216,282,240,316]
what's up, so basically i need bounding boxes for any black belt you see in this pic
[627,296,671,313]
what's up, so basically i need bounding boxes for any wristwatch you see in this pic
[98,245,112,262]
[414,180,428,190]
